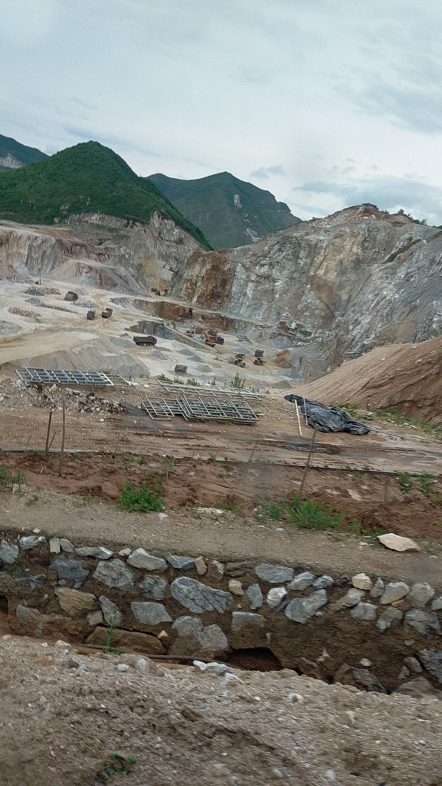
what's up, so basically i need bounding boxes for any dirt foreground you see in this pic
[0,634,441,786]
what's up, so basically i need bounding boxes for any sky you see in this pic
[1,0,442,223]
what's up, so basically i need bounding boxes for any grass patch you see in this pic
[119,481,164,512]
[258,492,384,536]
[0,466,26,491]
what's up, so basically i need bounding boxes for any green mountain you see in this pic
[148,171,301,249]
[0,141,211,248]
[0,134,48,170]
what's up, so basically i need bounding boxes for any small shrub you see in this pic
[397,472,413,493]
[416,471,435,496]
[186,378,199,387]
[119,481,164,512]
[230,372,246,391]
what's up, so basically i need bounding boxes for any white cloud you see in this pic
[1,0,442,223]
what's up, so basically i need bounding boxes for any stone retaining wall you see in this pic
[0,531,441,696]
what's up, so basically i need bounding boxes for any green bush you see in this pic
[119,481,164,513]
[262,493,343,530]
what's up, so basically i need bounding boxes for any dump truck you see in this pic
[101,308,113,319]
[133,335,157,346]
[86,310,96,320]
[254,349,265,366]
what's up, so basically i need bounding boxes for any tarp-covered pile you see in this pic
[284,394,370,435]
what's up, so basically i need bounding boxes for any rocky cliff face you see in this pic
[169,206,442,378]
[0,212,200,291]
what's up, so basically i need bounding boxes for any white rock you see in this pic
[49,537,61,554]
[118,548,131,557]
[194,556,207,575]
[116,663,129,672]
[287,692,304,704]
[351,573,372,591]
[378,533,420,552]
[135,658,150,674]
[228,579,244,596]
[266,587,287,608]
[380,582,409,605]
[369,577,384,598]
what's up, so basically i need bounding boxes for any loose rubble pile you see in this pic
[36,389,125,415]
[1,532,441,697]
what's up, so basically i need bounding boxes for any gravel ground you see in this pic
[0,636,441,786]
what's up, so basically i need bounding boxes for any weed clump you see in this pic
[119,481,164,512]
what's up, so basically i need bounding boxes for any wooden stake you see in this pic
[25,433,31,452]
[45,410,53,454]
[294,401,303,438]
[248,439,259,463]
[48,432,56,452]
[58,399,66,477]
[302,396,308,426]
[298,427,316,501]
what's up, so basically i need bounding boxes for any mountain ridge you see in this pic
[0,134,48,171]
[148,171,300,249]
[0,141,211,249]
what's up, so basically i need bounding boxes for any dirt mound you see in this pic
[300,336,442,422]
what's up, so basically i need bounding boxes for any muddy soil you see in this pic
[2,448,442,543]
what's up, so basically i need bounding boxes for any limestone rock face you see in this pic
[169,206,442,379]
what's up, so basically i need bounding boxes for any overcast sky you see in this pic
[1,0,442,223]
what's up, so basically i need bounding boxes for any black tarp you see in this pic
[284,394,370,435]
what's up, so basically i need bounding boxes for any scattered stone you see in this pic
[207,560,224,582]
[19,535,46,550]
[127,549,167,571]
[404,656,422,674]
[378,533,420,552]
[118,548,131,558]
[287,692,304,704]
[431,596,442,611]
[359,658,372,667]
[289,572,315,591]
[376,606,403,632]
[226,562,248,578]
[87,610,103,627]
[158,513,168,520]
[352,573,373,591]
[139,576,168,601]
[331,588,363,610]
[285,590,328,624]
[116,663,129,672]
[0,539,19,564]
[54,587,96,615]
[75,546,113,560]
[266,587,287,608]
[50,555,89,584]
[246,583,263,610]
[193,660,229,676]
[228,579,244,596]
[394,676,442,699]
[398,665,411,679]
[93,559,134,590]
[13,573,46,590]
[99,596,123,626]
[60,538,75,553]
[167,555,195,570]
[407,583,435,608]
[350,602,377,621]
[404,609,441,637]
[417,648,442,684]
[86,628,165,655]
[49,537,61,554]
[369,577,384,598]
[170,577,233,613]
[379,582,409,605]
[312,575,334,589]
[135,658,150,674]
[231,612,265,633]
[131,601,172,626]
[255,564,294,584]
[220,673,242,689]
[194,556,207,576]
[170,616,229,658]
[351,668,387,693]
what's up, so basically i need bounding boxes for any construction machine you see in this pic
[254,349,265,366]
